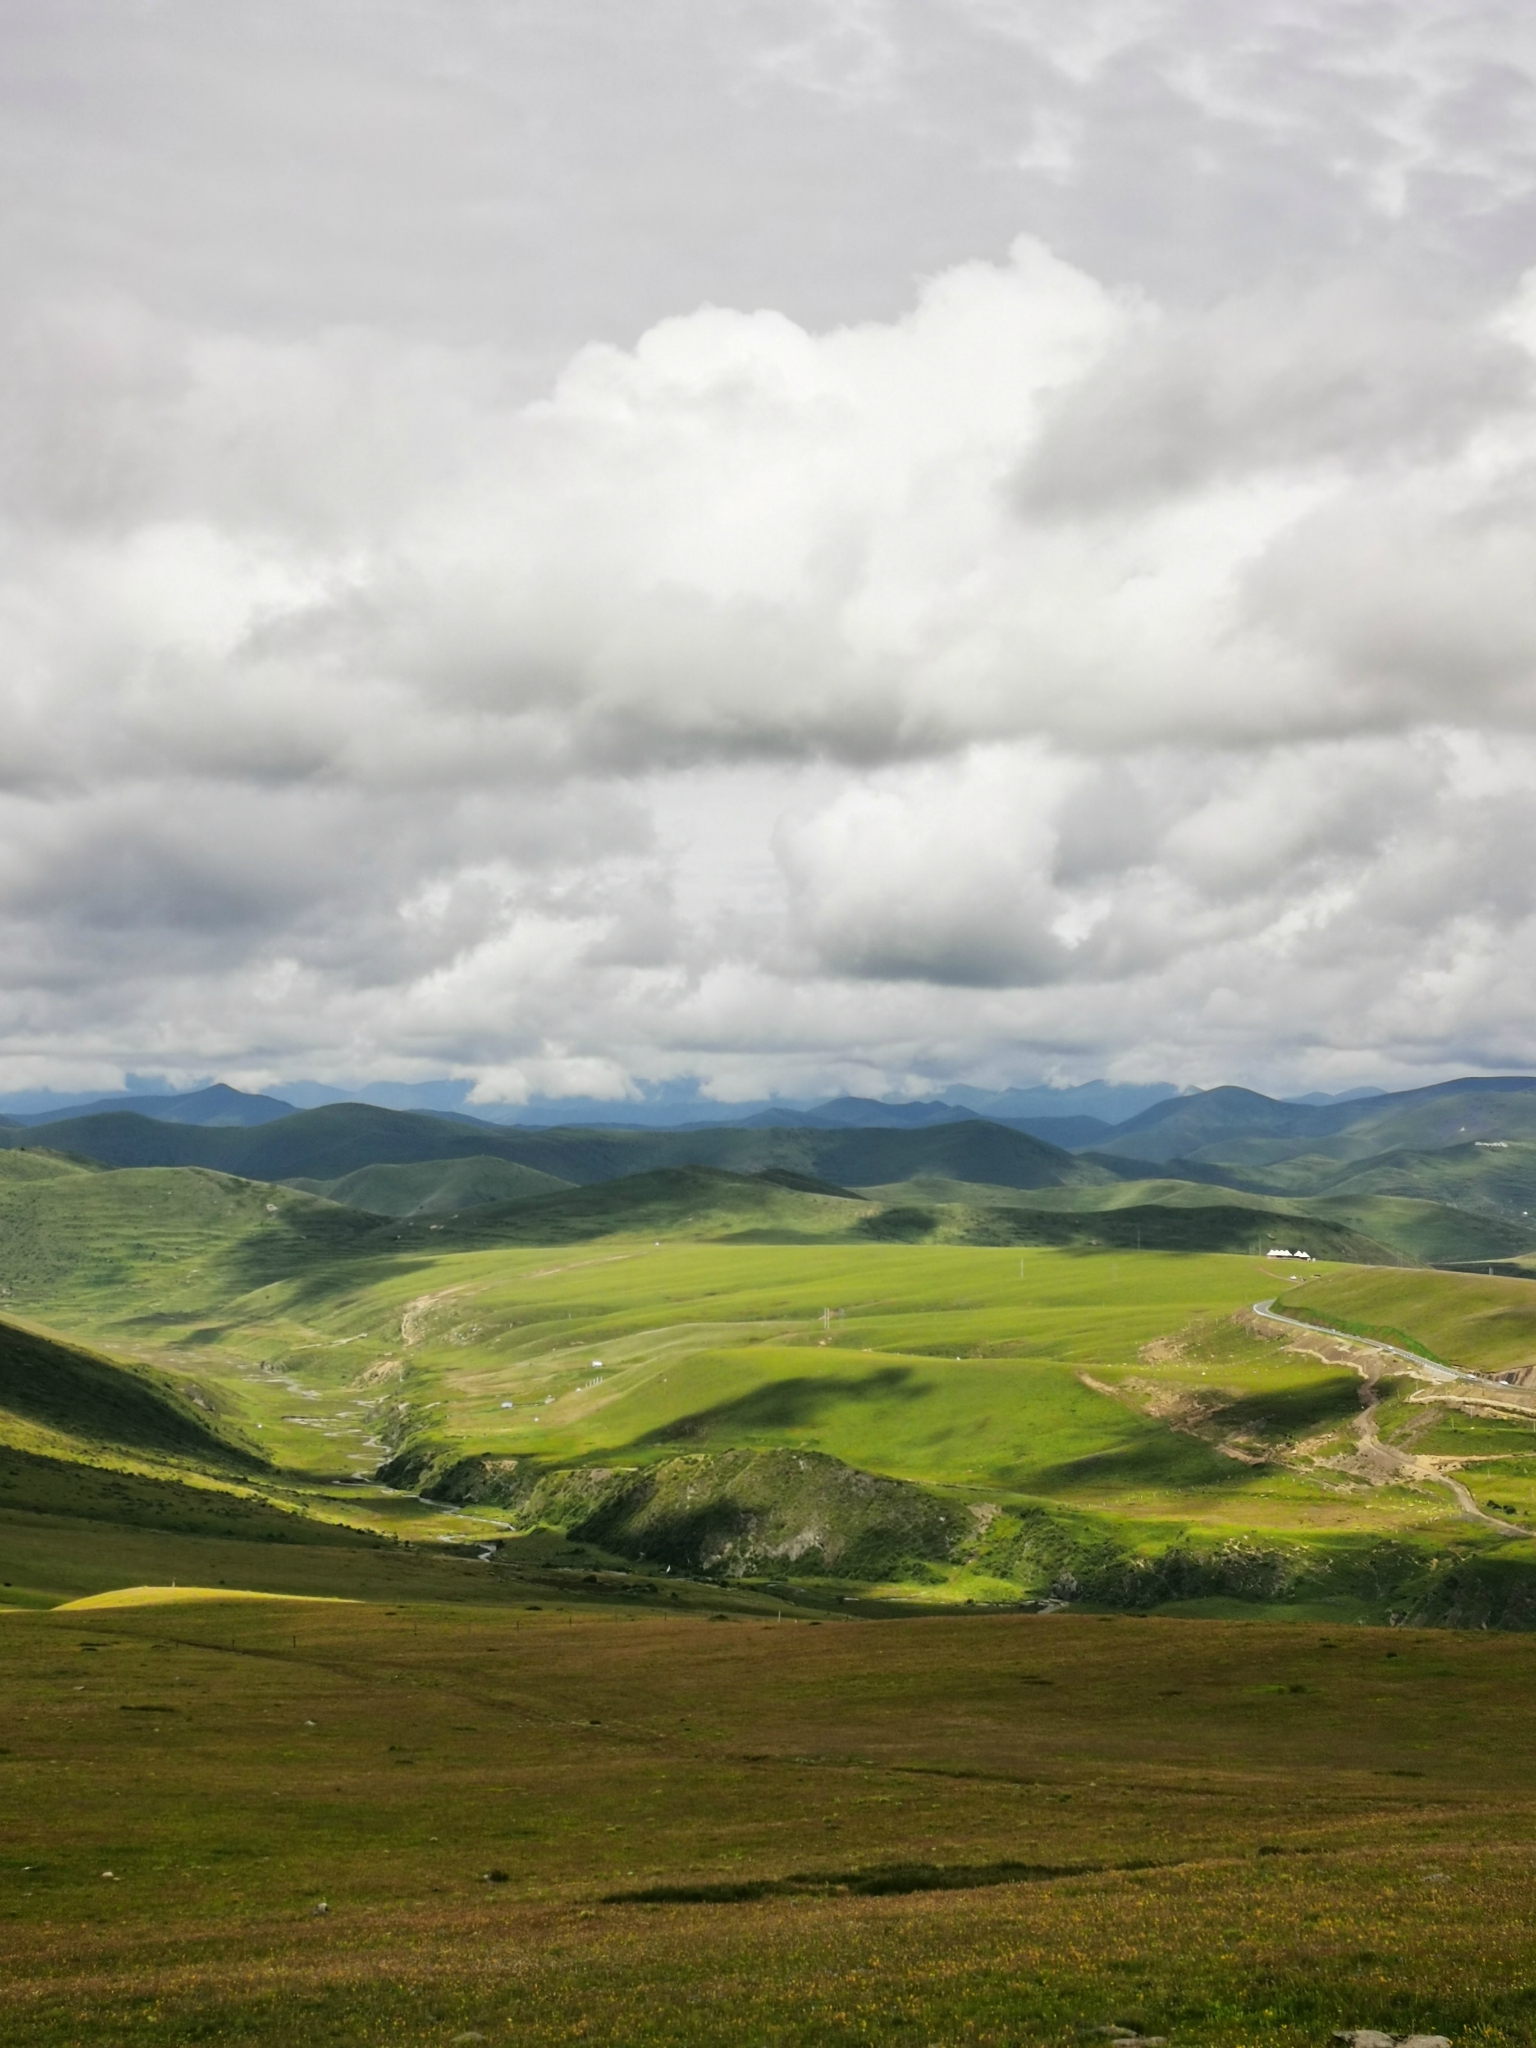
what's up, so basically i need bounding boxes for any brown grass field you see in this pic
[5,1592,1536,2048]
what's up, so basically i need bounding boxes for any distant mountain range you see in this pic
[6,1083,297,1129]
[0,1076,1180,1130]
[6,1073,1536,1265]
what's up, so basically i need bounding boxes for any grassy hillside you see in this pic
[854,1176,1404,1261]
[0,1442,357,1551]
[1277,1265,1536,1373]
[0,1150,379,1317]
[1081,1082,1526,1163]
[373,1165,1398,1264]
[0,1316,259,1469]
[6,1135,1536,1621]
[1290,1141,1536,1220]
[10,1087,1535,1266]
[1097,1078,1536,1173]
[1094,1086,1321,1161]
[1298,1191,1534,1263]
[391,1165,873,1248]
[287,1153,573,1216]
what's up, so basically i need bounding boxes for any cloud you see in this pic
[5,1,1536,1100]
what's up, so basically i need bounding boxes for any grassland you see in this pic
[1277,1266,1536,1374]
[287,1155,575,1218]
[7,1597,1536,2047]
[4,1134,1536,1623]
[11,1147,1536,2041]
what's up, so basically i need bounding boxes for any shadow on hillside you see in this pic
[209,1229,443,1315]
[1026,1430,1269,1494]
[635,1365,922,1445]
[1210,1377,1361,1438]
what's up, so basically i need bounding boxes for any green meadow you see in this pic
[3,1147,1536,1614]
[7,1596,1536,2048]
[8,1144,1536,2041]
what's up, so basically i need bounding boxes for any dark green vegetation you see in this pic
[287,1154,573,1217]
[6,1599,1536,2047]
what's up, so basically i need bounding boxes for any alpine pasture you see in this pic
[6,1134,1536,2044]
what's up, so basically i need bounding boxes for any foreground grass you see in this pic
[3,1598,1536,2045]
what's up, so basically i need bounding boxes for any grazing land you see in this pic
[5,1597,1536,2047]
[4,1144,1536,1616]
[6,1119,1536,2043]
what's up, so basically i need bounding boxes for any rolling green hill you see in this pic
[0,1314,259,1468]
[6,1119,1536,1629]
[287,1154,574,1217]
[0,1150,380,1321]
[953,1200,1393,1260]
[1297,1192,1535,1264]
[1277,1264,1536,1374]
[10,1083,1536,1270]
[1096,1077,1536,1173]
[858,1173,1525,1264]
[1275,1141,1536,1219]
[409,1165,872,1247]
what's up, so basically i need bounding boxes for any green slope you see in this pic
[856,1176,1399,1261]
[1298,1193,1535,1264]
[0,1150,380,1322]
[953,1201,1393,1261]
[0,1315,259,1468]
[1093,1086,1321,1163]
[1276,1265,1536,1373]
[287,1154,573,1217]
[1098,1079,1536,1174]
[1285,1142,1536,1219]
[414,1165,871,1247]
[5,1148,1536,1623]
[0,1442,352,1542]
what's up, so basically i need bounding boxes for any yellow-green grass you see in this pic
[0,1139,1526,1597]
[856,1175,1531,1264]
[1279,1265,1536,1372]
[4,1598,1536,2046]
[0,1186,1494,1556]
[55,1584,355,1609]
[353,1247,1416,1528]
[1408,1408,1536,1457]
[0,1484,804,1615]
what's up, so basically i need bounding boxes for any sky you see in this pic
[4,0,1536,1108]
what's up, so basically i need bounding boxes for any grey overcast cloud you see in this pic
[5,0,1536,1109]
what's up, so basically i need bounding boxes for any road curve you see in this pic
[1251,1300,1467,1381]
[1252,1301,1517,1534]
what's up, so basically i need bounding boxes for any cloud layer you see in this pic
[4,1,1536,1100]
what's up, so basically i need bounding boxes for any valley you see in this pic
[8,1077,1536,2045]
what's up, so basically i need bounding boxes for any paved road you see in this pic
[1252,1300,1468,1381]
